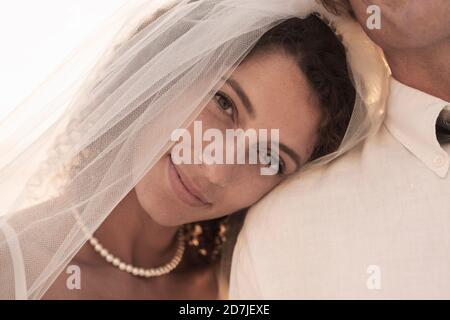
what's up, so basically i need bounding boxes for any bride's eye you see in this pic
[214,91,236,118]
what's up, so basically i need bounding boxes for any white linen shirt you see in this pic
[229,78,450,299]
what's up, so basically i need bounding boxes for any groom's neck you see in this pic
[384,40,450,102]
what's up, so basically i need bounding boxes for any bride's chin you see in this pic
[134,187,185,227]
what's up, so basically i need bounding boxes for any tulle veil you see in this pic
[0,0,390,299]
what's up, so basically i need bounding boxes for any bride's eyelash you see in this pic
[214,91,237,120]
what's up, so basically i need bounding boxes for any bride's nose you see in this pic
[191,144,235,187]
[201,161,236,187]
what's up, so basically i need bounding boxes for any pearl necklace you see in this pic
[74,213,185,278]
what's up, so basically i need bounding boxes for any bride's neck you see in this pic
[90,188,180,269]
[384,40,450,102]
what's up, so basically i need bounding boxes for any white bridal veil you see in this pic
[0,0,390,299]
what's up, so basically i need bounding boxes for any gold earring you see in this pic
[211,222,228,261]
[183,219,229,262]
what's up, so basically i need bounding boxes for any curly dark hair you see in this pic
[248,15,355,161]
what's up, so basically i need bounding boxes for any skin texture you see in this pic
[349,0,450,101]
[43,49,323,299]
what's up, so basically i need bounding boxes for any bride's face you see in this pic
[135,50,323,226]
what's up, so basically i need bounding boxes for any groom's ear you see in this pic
[320,0,355,18]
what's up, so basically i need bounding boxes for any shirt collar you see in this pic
[384,77,450,178]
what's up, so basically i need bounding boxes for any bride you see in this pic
[0,0,389,299]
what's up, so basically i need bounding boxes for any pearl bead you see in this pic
[75,210,185,279]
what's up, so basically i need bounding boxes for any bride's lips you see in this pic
[168,156,211,207]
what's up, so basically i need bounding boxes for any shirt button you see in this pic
[432,155,445,168]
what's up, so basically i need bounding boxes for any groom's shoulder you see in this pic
[265,140,368,204]
[242,129,394,233]
[259,125,396,207]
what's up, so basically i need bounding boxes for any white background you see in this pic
[0,0,128,120]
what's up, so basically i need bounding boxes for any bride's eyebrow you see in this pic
[222,77,256,119]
